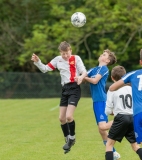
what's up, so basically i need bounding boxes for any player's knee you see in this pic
[106,140,114,148]
[59,117,66,123]
[131,143,140,152]
[66,115,73,122]
[98,124,106,130]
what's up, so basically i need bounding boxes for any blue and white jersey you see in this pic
[87,65,109,102]
[122,69,142,116]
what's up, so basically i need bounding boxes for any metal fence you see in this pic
[0,72,91,98]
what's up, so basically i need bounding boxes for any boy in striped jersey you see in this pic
[31,41,87,153]
[84,49,120,160]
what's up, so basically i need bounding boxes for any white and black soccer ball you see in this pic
[71,12,86,28]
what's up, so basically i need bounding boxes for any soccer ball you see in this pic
[71,12,86,28]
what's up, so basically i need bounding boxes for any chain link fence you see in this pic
[0,72,91,98]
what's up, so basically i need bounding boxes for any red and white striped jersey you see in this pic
[34,55,86,86]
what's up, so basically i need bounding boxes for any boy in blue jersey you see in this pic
[84,49,120,160]
[109,49,142,148]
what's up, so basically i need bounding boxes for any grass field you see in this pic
[0,98,140,160]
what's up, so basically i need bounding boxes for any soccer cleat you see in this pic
[63,138,75,152]
[113,151,121,160]
[64,149,70,154]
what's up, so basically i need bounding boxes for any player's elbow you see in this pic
[40,70,47,73]
[40,67,49,73]
[92,80,99,84]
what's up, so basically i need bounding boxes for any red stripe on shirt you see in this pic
[69,56,76,82]
[47,62,55,70]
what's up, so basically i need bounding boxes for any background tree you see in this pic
[0,0,142,72]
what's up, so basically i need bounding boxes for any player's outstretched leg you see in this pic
[63,138,75,153]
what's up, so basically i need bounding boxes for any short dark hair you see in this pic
[104,49,117,65]
[111,65,126,81]
[58,41,71,51]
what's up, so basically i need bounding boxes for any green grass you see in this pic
[0,98,139,160]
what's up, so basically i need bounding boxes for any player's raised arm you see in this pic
[31,53,50,73]
[31,53,39,62]
[109,79,124,91]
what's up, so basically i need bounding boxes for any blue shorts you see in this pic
[93,101,108,124]
[133,112,142,144]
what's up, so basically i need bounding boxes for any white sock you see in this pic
[69,135,75,140]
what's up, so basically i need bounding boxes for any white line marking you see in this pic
[50,105,59,111]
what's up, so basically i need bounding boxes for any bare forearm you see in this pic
[109,80,124,91]
[80,72,87,79]
[84,77,98,84]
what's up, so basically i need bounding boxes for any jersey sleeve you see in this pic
[75,55,87,74]
[122,71,135,83]
[98,66,108,77]
[34,57,58,73]
[105,90,114,116]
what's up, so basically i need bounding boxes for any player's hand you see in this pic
[31,53,39,62]
[74,76,83,85]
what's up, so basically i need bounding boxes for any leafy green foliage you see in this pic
[0,0,142,71]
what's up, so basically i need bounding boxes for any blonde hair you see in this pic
[104,49,117,65]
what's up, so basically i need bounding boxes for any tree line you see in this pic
[0,0,142,74]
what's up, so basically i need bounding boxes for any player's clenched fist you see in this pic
[31,53,39,62]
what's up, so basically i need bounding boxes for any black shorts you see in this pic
[60,82,81,107]
[108,114,136,143]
